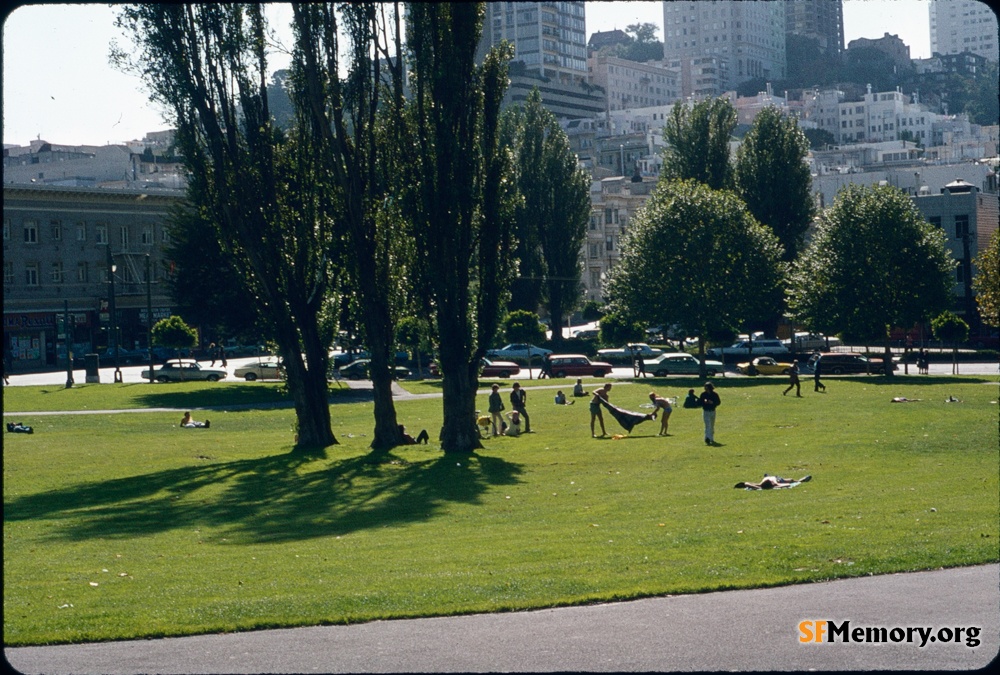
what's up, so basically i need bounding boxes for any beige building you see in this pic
[587,53,680,112]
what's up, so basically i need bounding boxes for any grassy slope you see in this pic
[3,375,998,645]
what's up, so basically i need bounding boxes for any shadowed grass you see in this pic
[3,376,998,645]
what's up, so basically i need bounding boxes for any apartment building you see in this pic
[784,0,844,56]
[929,0,999,63]
[587,53,680,112]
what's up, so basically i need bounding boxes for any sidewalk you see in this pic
[6,565,998,674]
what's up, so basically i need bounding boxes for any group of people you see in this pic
[207,343,228,368]
[487,382,531,437]
[783,359,826,397]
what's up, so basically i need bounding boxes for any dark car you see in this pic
[546,354,614,378]
[339,359,410,380]
[809,352,897,375]
[430,358,521,378]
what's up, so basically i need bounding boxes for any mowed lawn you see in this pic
[3,375,998,646]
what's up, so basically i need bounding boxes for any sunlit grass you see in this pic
[4,375,998,645]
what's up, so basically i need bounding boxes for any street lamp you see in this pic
[106,246,122,383]
[620,144,625,176]
[146,254,155,382]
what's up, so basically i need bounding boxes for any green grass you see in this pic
[4,375,999,646]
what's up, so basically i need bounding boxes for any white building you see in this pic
[587,53,680,111]
[929,0,999,63]
[661,0,786,91]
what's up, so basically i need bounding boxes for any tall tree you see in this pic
[605,180,785,377]
[502,88,589,344]
[115,4,338,447]
[972,229,1000,328]
[290,2,409,449]
[788,183,955,376]
[402,3,516,453]
[660,97,737,191]
[735,106,814,262]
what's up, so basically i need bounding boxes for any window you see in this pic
[590,269,601,287]
[96,224,108,245]
[605,234,614,251]
[50,220,62,241]
[161,228,171,244]
[956,260,967,283]
[77,262,88,283]
[120,226,130,248]
[77,222,87,241]
[141,226,153,245]
[3,262,13,284]
[50,262,64,284]
[3,219,9,241]
[605,208,612,225]
[589,243,599,259]
[24,220,38,244]
[955,214,969,238]
[25,263,39,286]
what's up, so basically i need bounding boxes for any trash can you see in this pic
[85,353,100,383]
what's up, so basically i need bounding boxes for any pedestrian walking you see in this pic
[208,343,217,367]
[219,345,228,368]
[813,355,826,392]
[783,362,802,397]
[698,382,721,445]
[488,384,505,437]
[510,381,530,433]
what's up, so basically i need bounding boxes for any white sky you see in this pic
[2,1,933,147]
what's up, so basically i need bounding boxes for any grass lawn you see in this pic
[4,374,998,646]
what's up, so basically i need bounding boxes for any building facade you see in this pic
[587,53,679,112]
[929,0,999,63]
[784,0,844,56]
[661,0,786,91]
[3,185,182,371]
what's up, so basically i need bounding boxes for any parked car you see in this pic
[596,343,664,362]
[808,352,897,375]
[706,338,789,358]
[331,349,409,368]
[736,356,796,376]
[571,329,599,339]
[339,359,410,380]
[101,346,146,365]
[234,360,285,381]
[546,354,614,378]
[782,332,843,352]
[141,359,228,382]
[642,352,723,377]
[485,343,553,360]
[429,358,521,378]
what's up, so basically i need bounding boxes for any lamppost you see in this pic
[106,246,122,383]
[63,299,74,388]
[146,254,155,382]
[620,143,625,176]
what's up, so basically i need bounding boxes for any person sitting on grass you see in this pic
[573,379,588,397]
[683,389,701,409]
[735,474,811,490]
[180,412,210,429]
[398,424,429,445]
[554,391,574,405]
[503,410,522,437]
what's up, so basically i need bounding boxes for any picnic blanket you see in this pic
[599,398,652,433]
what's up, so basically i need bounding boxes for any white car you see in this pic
[234,360,285,381]
[706,339,789,358]
[643,352,723,377]
[782,332,843,352]
[485,343,552,360]
[141,359,228,383]
[596,343,664,361]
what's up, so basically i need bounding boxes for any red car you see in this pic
[546,354,614,378]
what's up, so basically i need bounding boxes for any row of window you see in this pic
[4,219,168,246]
[927,214,971,239]
[4,260,163,287]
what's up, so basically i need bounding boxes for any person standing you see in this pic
[698,382,721,445]
[783,362,802,397]
[812,355,826,392]
[488,384,505,437]
[648,391,673,436]
[510,381,530,433]
[590,382,612,438]
[208,343,217,367]
[219,344,228,368]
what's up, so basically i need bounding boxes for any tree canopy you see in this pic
[972,229,1000,328]
[605,179,785,375]
[788,183,955,374]
[660,97,737,191]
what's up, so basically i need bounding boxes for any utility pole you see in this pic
[64,299,74,388]
[146,254,155,382]
[107,245,122,383]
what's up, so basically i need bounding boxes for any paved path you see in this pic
[5,565,997,673]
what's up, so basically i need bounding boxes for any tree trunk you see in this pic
[438,363,483,454]
[283,351,336,448]
[882,333,894,377]
[367,326,403,450]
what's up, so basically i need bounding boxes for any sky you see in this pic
[2,1,934,147]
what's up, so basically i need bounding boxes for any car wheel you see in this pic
[654,370,668,377]
[155,376,170,383]
[781,368,791,375]
[244,373,258,381]
[207,375,220,382]
[706,370,717,377]
[498,370,510,378]
[555,370,566,378]
[594,370,605,377]
[831,367,844,375]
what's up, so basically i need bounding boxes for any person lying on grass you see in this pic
[398,424,429,445]
[735,474,812,490]
[6,421,33,434]
[180,412,210,429]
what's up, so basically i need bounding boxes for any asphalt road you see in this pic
[5,565,997,674]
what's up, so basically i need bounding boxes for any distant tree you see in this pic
[932,311,969,374]
[402,3,517,453]
[963,60,1000,126]
[502,310,546,345]
[660,97,737,191]
[605,180,785,377]
[115,4,339,447]
[625,22,658,44]
[788,184,955,376]
[395,315,434,376]
[581,300,605,323]
[803,128,836,150]
[598,309,645,348]
[152,315,197,351]
[735,106,814,263]
[972,229,1000,327]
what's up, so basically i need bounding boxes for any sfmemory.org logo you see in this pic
[799,621,981,648]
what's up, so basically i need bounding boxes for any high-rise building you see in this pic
[477,2,588,86]
[661,0,786,92]
[785,0,844,56]
[929,0,999,63]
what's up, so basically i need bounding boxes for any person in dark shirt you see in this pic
[698,382,721,445]
[398,424,429,445]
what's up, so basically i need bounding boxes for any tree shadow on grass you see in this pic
[4,449,522,544]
